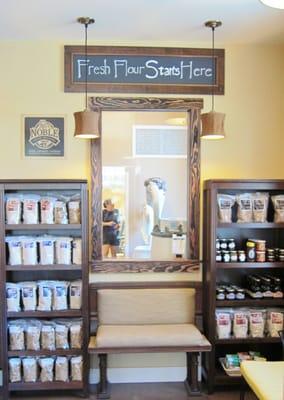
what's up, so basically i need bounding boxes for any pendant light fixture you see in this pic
[259,0,284,8]
[74,17,100,139]
[201,20,225,140]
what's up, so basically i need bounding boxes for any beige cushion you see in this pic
[96,324,204,348]
[97,288,195,325]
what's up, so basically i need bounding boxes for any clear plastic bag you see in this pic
[71,356,83,381]
[41,322,56,350]
[9,358,21,383]
[217,194,235,223]
[249,309,265,338]
[70,320,83,349]
[22,357,37,382]
[9,320,25,350]
[55,356,69,382]
[236,193,253,223]
[26,320,41,350]
[267,310,284,337]
[233,310,248,338]
[216,311,231,339]
[55,322,69,349]
[54,201,68,224]
[252,192,269,223]
[68,200,81,224]
[272,195,284,223]
[39,357,54,382]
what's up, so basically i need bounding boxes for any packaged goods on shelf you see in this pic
[6,194,22,224]
[37,281,53,311]
[70,320,83,349]
[272,195,284,223]
[9,356,83,383]
[20,281,37,311]
[6,237,22,265]
[22,357,37,382]
[68,199,81,224]
[8,321,25,350]
[55,356,69,382]
[55,237,72,265]
[38,237,55,265]
[236,193,253,223]
[39,357,54,382]
[41,321,56,350]
[5,192,81,224]
[216,311,232,339]
[52,281,69,310]
[70,356,83,381]
[249,310,265,338]
[8,358,21,383]
[55,322,69,349]
[69,280,82,310]
[54,201,68,224]
[217,194,235,223]
[267,310,284,337]
[26,321,41,351]
[23,194,40,224]
[40,197,57,224]
[6,282,21,312]
[72,238,82,265]
[252,192,269,223]
[233,310,248,338]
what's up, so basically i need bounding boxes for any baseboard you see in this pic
[89,367,187,384]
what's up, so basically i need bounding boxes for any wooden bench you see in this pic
[88,288,211,399]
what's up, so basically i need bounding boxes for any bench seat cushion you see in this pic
[96,323,205,348]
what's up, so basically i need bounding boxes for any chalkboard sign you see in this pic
[65,46,224,95]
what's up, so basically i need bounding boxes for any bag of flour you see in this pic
[236,193,253,223]
[6,236,22,265]
[40,197,57,224]
[70,320,83,349]
[252,192,269,223]
[55,356,69,382]
[37,281,53,311]
[23,194,40,224]
[8,320,25,350]
[217,194,235,223]
[20,281,37,311]
[6,194,22,224]
[52,281,69,310]
[25,320,41,350]
[54,201,68,224]
[22,357,37,382]
[272,195,284,223]
[72,238,82,265]
[6,282,21,312]
[68,199,81,224]
[39,357,54,382]
[38,236,55,265]
[69,280,82,310]
[55,237,72,265]
[9,358,22,382]
[21,237,38,265]
[41,321,56,350]
[71,356,83,381]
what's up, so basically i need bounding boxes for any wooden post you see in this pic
[97,354,110,399]
[185,352,201,397]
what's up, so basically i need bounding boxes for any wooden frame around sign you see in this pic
[64,46,224,95]
[89,96,203,273]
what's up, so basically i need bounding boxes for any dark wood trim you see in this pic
[90,96,203,272]
[90,96,203,111]
[64,45,224,95]
[90,260,200,273]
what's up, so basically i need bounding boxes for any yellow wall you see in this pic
[1,41,283,183]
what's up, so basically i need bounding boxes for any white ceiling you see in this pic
[1,0,284,44]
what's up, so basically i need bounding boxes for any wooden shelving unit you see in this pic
[203,179,284,392]
[0,180,89,398]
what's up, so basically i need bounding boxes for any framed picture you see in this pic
[23,116,65,158]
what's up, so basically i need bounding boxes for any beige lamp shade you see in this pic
[201,111,225,140]
[74,110,100,139]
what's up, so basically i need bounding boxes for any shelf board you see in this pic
[9,381,83,391]
[217,222,284,229]
[7,310,82,318]
[6,264,82,271]
[5,224,81,230]
[214,369,242,385]
[215,337,281,344]
[8,349,82,357]
[216,262,284,269]
[216,298,284,307]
